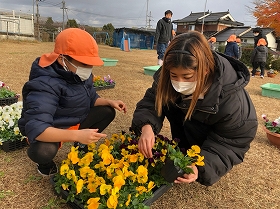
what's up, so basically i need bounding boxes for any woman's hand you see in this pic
[77,129,107,144]
[138,125,155,158]
[174,165,198,184]
[108,99,127,113]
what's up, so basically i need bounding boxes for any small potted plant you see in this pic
[0,81,20,106]
[267,64,278,78]
[93,75,115,91]
[255,69,261,76]
[262,114,280,149]
[161,144,205,183]
[0,101,28,152]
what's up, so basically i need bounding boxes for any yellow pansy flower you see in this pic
[113,175,125,189]
[60,163,69,175]
[100,184,112,195]
[87,197,100,209]
[76,179,84,194]
[107,194,118,209]
[125,194,131,206]
[68,146,79,164]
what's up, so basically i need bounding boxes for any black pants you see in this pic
[27,106,115,164]
[252,62,265,76]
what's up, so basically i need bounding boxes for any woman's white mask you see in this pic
[171,80,197,95]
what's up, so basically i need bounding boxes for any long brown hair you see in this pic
[155,31,215,120]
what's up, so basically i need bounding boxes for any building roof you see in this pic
[173,11,243,26]
[214,26,251,42]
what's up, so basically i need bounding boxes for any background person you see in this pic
[253,27,268,48]
[236,37,242,60]
[154,10,174,66]
[224,34,239,59]
[208,37,216,51]
[19,28,127,176]
[131,31,257,186]
[251,38,268,78]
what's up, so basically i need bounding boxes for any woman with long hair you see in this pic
[131,31,257,186]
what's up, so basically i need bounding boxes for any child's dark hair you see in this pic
[165,10,173,16]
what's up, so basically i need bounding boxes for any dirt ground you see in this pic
[0,40,280,209]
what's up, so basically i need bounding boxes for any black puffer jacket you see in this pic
[131,52,258,186]
[154,17,173,44]
[18,58,99,143]
[251,45,268,63]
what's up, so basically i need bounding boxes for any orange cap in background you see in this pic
[39,28,104,67]
[257,38,267,46]
[227,34,237,42]
[208,37,216,42]
[236,38,241,43]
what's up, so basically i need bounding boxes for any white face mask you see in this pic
[171,80,197,95]
[63,57,93,81]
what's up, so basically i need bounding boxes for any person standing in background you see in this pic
[236,37,242,60]
[154,10,173,66]
[251,38,268,78]
[253,28,268,48]
[208,37,216,51]
[224,34,239,59]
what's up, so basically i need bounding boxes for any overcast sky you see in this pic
[0,0,257,28]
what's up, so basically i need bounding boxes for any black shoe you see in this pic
[37,161,58,177]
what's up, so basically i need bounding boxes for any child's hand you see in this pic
[78,129,107,144]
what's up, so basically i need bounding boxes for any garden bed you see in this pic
[93,84,115,91]
[101,58,118,66]
[261,83,280,99]
[143,65,160,76]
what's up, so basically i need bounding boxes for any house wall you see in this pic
[176,23,234,34]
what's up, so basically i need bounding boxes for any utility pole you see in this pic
[61,0,66,30]
[35,0,40,40]
[201,0,208,34]
[145,0,149,29]
[147,11,152,29]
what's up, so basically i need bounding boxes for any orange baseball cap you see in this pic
[208,37,216,42]
[227,34,236,42]
[39,28,104,67]
[257,38,267,46]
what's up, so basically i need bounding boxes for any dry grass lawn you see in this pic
[0,40,280,209]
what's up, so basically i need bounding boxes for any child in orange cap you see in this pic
[250,38,268,78]
[208,37,216,51]
[224,34,239,59]
[19,28,127,176]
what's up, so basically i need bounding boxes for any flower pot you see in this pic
[50,176,173,208]
[263,127,280,149]
[0,96,18,106]
[0,139,28,152]
[267,72,277,78]
[93,84,115,91]
[255,71,261,76]
[160,158,185,183]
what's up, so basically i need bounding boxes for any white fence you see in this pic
[0,10,34,40]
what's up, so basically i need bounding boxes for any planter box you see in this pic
[143,65,160,76]
[50,176,173,208]
[101,58,118,66]
[93,84,115,91]
[0,139,28,152]
[0,97,18,106]
[261,83,280,99]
